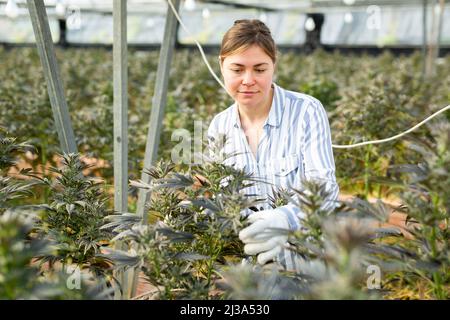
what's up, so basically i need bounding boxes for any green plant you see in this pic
[0,211,111,299]
[1,46,449,299]
[0,127,37,213]
[381,122,450,299]
[0,130,111,299]
[221,181,394,300]
[331,67,432,197]
[299,78,340,112]
[102,148,261,299]
[28,153,115,283]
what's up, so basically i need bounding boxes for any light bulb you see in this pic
[344,12,353,24]
[55,1,66,18]
[202,8,210,19]
[5,0,19,19]
[184,0,196,11]
[343,0,355,5]
[146,18,156,28]
[305,17,315,31]
[434,4,441,15]
[259,12,267,23]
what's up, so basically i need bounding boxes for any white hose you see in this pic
[332,105,450,149]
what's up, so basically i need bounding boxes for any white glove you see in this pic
[239,210,290,265]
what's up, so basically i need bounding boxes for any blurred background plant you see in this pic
[24,153,117,289]
[0,210,112,299]
[376,121,450,299]
[1,48,448,206]
[0,129,112,299]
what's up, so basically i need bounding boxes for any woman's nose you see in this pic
[242,71,255,86]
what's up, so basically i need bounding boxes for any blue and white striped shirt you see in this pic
[208,83,339,230]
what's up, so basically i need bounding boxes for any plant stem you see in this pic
[364,145,372,200]
[432,271,444,299]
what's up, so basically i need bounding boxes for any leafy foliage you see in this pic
[0,211,111,299]
[1,46,449,299]
[222,182,387,300]
[2,48,448,199]
[102,150,261,299]
[379,122,450,299]
[26,153,115,283]
[0,131,111,299]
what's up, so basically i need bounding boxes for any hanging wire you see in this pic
[167,0,227,93]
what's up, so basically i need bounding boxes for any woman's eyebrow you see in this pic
[230,63,269,67]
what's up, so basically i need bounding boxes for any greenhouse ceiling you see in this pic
[0,0,448,46]
[1,0,449,14]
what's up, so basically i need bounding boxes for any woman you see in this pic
[207,19,339,270]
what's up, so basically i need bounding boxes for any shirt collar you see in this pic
[232,83,285,129]
[265,83,284,127]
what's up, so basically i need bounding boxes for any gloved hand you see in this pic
[239,210,290,265]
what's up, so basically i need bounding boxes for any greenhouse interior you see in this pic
[0,0,449,303]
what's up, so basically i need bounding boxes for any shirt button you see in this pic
[259,207,264,211]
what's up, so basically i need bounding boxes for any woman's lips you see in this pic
[238,91,258,95]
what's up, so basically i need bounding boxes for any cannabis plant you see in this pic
[0,131,111,299]
[102,147,260,299]
[27,153,115,284]
[0,127,37,215]
[0,210,112,299]
[222,181,404,300]
[379,122,449,299]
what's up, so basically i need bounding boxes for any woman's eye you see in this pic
[231,69,242,73]
[255,69,266,73]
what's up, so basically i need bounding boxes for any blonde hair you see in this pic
[219,19,277,64]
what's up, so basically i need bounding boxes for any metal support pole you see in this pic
[113,0,129,229]
[129,0,180,298]
[113,0,129,299]
[425,0,445,77]
[436,0,445,58]
[136,0,180,220]
[27,0,77,154]
[422,0,428,77]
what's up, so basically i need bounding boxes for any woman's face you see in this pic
[220,45,275,110]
